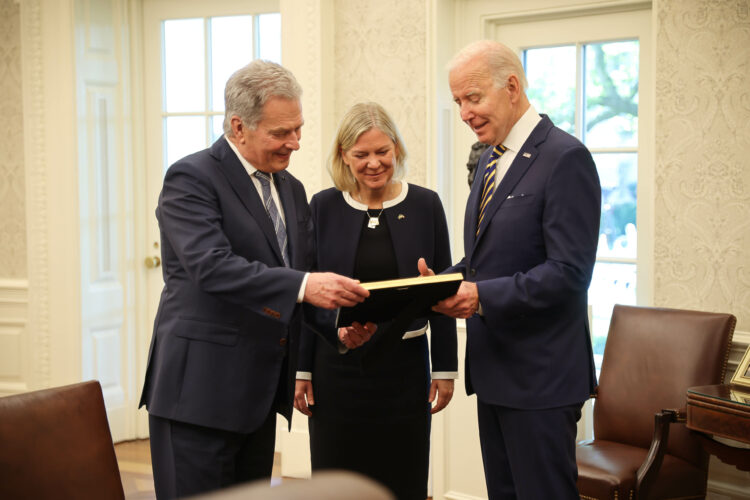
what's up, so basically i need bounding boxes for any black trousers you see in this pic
[477,400,583,500]
[148,411,276,499]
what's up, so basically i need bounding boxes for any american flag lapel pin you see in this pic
[522,152,532,158]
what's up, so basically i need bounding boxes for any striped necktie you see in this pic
[477,145,507,236]
[254,171,290,267]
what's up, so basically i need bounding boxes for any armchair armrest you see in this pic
[635,408,684,499]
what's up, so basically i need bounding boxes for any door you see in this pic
[74,0,138,442]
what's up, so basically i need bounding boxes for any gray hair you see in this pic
[223,59,303,134]
[448,40,528,90]
[329,102,407,193]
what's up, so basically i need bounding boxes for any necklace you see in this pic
[366,208,384,229]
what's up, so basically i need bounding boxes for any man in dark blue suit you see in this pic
[421,40,600,498]
[139,60,374,499]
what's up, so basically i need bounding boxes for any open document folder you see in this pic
[335,273,464,328]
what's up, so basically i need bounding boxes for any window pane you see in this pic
[164,19,205,113]
[211,115,225,143]
[589,262,636,364]
[583,40,639,148]
[594,152,637,258]
[524,46,576,135]
[165,116,206,170]
[210,16,254,112]
[258,13,282,63]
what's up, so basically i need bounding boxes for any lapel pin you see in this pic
[522,152,532,158]
[398,214,405,220]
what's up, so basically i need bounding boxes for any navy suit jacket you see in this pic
[139,137,314,433]
[453,115,600,409]
[298,184,457,375]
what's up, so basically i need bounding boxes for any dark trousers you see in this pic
[476,399,582,500]
[148,411,277,499]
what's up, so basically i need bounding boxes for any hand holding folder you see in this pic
[335,273,464,328]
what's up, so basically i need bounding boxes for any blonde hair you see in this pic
[329,102,408,193]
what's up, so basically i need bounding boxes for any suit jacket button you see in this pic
[279,338,287,346]
[470,268,477,276]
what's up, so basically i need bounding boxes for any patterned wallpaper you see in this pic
[0,0,27,279]
[654,0,750,330]
[333,0,427,186]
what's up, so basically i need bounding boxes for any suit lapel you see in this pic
[465,152,487,253]
[275,172,298,266]
[382,199,413,278]
[340,198,365,276]
[471,116,554,252]
[211,139,286,266]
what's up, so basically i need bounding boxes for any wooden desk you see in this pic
[686,384,750,472]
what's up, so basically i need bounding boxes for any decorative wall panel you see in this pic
[655,0,750,331]
[333,0,428,186]
[0,0,28,279]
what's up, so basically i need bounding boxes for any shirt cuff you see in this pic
[297,273,310,303]
[296,371,312,380]
[432,371,459,380]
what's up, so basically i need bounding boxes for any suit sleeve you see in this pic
[299,195,345,366]
[476,143,601,328]
[158,160,305,324]
[427,192,458,375]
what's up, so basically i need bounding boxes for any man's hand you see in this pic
[429,379,455,414]
[304,272,369,309]
[417,257,435,277]
[433,281,479,319]
[294,379,314,417]
[338,322,377,349]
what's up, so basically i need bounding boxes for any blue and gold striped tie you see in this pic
[477,145,507,236]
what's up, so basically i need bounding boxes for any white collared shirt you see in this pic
[490,105,542,190]
[224,135,286,226]
[224,135,308,301]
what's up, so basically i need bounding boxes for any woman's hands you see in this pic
[429,379,455,414]
[294,379,314,416]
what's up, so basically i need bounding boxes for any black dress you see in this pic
[299,184,457,500]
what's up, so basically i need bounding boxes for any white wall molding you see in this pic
[0,279,29,395]
[481,0,651,29]
[19,0,51,391]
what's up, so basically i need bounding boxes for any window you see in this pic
[160,13,281,170]
[523,40,640,367]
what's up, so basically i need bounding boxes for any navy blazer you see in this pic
[139,137,314,433]
[452,115,600,409]
[299,184,457,375]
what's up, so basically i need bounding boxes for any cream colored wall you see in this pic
[285,0,430,194]
[655,2,750,495]
[0,0,27,279]
[654,0,750,331]
[332,0,429,188]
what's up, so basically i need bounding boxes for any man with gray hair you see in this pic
[421,40,600,498]
[140,59,375,499]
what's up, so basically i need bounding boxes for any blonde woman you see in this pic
[294,102,457,499]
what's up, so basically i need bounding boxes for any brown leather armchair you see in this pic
[0,380,125,500]
[576,305,736,500]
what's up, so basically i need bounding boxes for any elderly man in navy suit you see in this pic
[421,40,601,499]
[139,60,375,499]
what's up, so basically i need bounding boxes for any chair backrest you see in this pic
[593,305,735,467]
[0,380,125,500]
